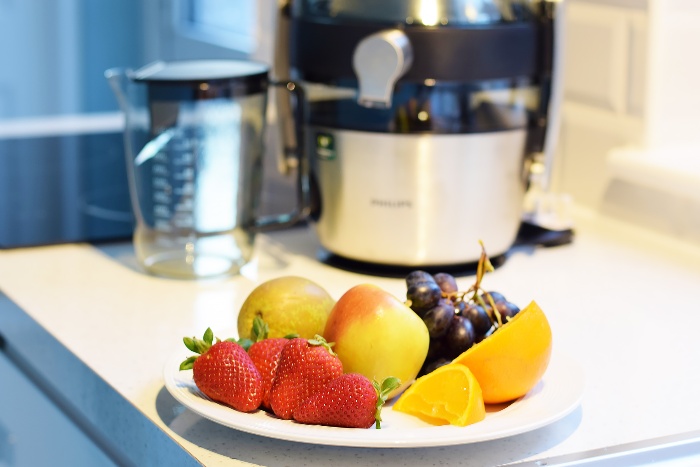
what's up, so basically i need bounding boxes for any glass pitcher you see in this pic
[106,60,308,279]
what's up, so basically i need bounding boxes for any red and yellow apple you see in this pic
[323,283,429,398]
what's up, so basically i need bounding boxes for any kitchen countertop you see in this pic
[2,207,700,466]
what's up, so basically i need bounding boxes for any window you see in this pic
[175,0,258,54]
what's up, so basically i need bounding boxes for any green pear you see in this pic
[237,276,335,339]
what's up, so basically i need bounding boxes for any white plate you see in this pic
[163,351,584,448]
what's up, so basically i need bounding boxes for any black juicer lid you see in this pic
[291,23,540,85]
[292,0,539,26]
[290,1,546,85]
[131,59,270,101]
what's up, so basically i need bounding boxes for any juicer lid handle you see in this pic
[352,29,413,109]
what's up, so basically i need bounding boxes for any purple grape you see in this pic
[405,270,434,286]
[463,304,493,337]
[444,315,475,359]
[426,338,448,362]
[434,272,458,294]
[480,290,507,306]
[493,301,520,324]
[422,299,455,338]
[406,281,442,314]
[420,358,451,376]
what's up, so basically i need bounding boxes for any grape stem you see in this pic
[467,241,504,328]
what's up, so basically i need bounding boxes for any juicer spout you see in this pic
[352,29,413,109]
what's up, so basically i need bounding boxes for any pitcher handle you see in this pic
[105,68,130,113]
[253,80,310,231]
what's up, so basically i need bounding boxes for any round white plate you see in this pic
[163,351,584,448]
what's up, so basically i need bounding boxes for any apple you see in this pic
[323,283,430,399]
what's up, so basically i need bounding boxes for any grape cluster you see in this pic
[405,270,521,377]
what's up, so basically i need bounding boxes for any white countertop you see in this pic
[2,207,700,466]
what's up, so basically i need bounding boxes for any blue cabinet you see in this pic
[0,352,115,467]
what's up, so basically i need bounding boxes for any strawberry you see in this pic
[293,374,400,429]
[247,316,293,410]
[269,335,343,419]
[180,328,263,413]
[249,338,289,409]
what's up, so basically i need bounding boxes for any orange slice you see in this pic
[453,300,552,404]
[392,363,485,427]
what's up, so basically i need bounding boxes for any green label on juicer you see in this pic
[315,133,336,160]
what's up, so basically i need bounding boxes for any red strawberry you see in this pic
[249,338,289,409]
[180,328,263,413]
[269,336,343,419]
[245,316,295,410]
[293,374,400,429]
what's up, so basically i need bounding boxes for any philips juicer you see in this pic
[279,0,564,267]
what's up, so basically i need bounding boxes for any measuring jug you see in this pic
[106,60,308,279]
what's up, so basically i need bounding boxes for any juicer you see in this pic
[278,0,564,267]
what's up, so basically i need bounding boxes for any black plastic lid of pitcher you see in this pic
[131,60,269,100]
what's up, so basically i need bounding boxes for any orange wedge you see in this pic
[453,300,552,404]
[392,363,485,427]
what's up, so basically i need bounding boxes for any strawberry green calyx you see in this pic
[180,327,253,369]
[307,334,336,356]
[180,327,217,370]
[251,315,269,342]
[249,315,298,344]
[373,376,401,429]
[230,337,253,351]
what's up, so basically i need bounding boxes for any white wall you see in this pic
[556,0,700,243]
[554,0,647,207]
[644,0,700,149]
